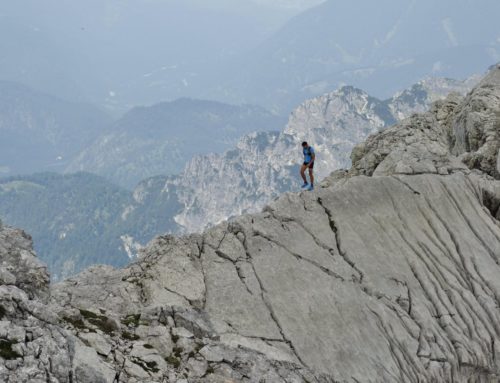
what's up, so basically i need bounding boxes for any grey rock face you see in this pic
[167,78,475,233]
[351,64,500,180]
[0,226,49,300]
[2,66,500,382]
[43,170,500,382]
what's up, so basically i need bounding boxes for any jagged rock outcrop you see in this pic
[350,66,500,179]
[1,65,500,382]
[167,77,477,233]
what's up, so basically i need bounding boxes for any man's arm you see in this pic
[310,153,315,166]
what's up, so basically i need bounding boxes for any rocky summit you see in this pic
[1,64,500,382]
[169,76,477,233]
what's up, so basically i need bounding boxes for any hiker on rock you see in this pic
[300,141,315,191]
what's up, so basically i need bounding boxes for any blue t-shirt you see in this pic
[303,146,315,163]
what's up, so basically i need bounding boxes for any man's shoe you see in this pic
[301,182,309,189]
[307,185,314,191]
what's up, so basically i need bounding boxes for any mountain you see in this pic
[0,82,282,187]
[66,99,283,188]
[0,77,476,280]
[168,76,478,232]
[0,172,185,281]
[2,64,500,382]
[0,173,132,280]
[215,0,500,112]
[0,81,110,176]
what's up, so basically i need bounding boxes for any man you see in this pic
[300,141,315,191]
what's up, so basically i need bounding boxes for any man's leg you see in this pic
[309,167,314,187]
[300,164,308,184]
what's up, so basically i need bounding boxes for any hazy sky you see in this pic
[175,0,325,11]
[1,0,498,111]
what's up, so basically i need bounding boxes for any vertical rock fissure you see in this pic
[235,263,253,295]
[267,208,334,256]
[206,240,254,296]
[369,308,423,382]
[198,241,209,310]
[317,197,364,283]
[421,196,476,291]
[407,262,460,361]
[441,180,499,264]
[423,192,500,342]
[239,231,311,370]
[414,205,471,290]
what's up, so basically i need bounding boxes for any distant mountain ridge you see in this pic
[0,83,283,187]
[0,81,110,176]
[213,0,500,112]
[66,98,284,188]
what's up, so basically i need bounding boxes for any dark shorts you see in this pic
[303,161,314,169]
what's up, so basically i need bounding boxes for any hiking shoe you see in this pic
[301,182,309,189]
[307,185,314,191]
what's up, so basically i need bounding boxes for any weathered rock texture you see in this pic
[166,77,476,233]
[1,65,500,382]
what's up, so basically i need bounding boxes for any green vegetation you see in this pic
[0,172,181,281]
[165,355,181,368]
[62,316,86,330]
[0,173,133,280]
[131,358,160,374]
[80,309,115,334]
[206,365,215,375]
[0,340,21,360]
[122,331,140,341]
[121,314,141,328]
[144,361,160,373]
[173,346,183,358]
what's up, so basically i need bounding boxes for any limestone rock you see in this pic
[0,227,49,301]
[2,65,500,382]
[351,64,500,179]
[73,342,115,383]
[78,332,112,357]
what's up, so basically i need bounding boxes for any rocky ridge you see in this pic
[1,65,500,381]
[164,77,477,233]
[0,77,477,281]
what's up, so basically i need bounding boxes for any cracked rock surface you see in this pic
[2,64,500,381]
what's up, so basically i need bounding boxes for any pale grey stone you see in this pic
[187,357,208,378]
[73,342,115,383]
[78,332,112,357]
[0,268,16,285]
[172,326,194,339]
